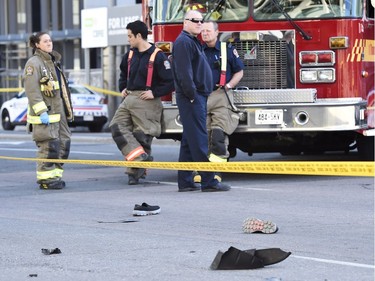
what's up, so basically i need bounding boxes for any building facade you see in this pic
[0,0,140,108]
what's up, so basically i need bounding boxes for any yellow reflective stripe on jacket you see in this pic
[40,81,60,91]
[32,101,48,114]
[219,42,227,86]
[27,113,61,124]
[37,168,63,180]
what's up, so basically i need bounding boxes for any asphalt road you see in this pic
[0,129,373,281]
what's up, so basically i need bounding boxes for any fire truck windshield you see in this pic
[254,0,362,20]
[152,0,362,23]
[153,0,249,23]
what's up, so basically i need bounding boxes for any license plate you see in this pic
[255,109,283,125]
[83,115,94,121]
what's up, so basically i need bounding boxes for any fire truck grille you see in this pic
[233,40,288,89]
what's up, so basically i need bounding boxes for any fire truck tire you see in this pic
[357,135,374,161]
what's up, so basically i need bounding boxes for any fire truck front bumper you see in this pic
[160,97,367,135]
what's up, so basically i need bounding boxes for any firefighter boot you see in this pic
[127,153,153,185]
[39,179,65,190]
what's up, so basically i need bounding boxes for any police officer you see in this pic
[23,32,73,189]
[110,20,174,185]
[202,20,244,165]
[172,10,230,192]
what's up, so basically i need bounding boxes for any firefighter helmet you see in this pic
[185,3,206,13]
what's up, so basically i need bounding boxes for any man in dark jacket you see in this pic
[110,20,174,185]
[172,10,230,192]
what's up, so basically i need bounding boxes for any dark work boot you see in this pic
[39,180,65,190]
[128,175,139,185]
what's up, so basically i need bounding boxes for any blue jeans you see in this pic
[176,92,218,188]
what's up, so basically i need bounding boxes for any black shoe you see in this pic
[210,246,291,270]
[133,202,161,216]
[134,168,147,180]
[39,180,65,190]
[178,183,201,192]
[202,182,231,192]
[248,248,291,266]
[128,175,139,185]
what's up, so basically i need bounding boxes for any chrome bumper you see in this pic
[161,98,367,134]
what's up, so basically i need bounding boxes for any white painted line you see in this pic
[0,148,36,152]
[0,141,25,145]
[232,186,271,191]
[70,151,115,156]
[292,255,375,269]
[0,147,114,156]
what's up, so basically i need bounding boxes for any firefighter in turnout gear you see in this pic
[110,21,174,185]
[200,20,244,181]
[23,31,73,190]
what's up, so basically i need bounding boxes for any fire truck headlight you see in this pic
[300,70,318,82]
[318,69,335,82]
[300,68,335,83]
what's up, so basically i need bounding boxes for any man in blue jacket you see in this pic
[171,10,230,192]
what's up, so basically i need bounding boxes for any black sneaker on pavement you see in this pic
[201,182,231,192]
[132,202,161,216]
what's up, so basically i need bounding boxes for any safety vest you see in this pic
[127,47,161,89]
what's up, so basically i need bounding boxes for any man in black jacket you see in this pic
[172,10,230,192]
[110,20,174,185]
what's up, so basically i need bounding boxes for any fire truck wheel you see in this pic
[357,135,374,161]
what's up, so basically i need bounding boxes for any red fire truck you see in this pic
[142,0,374,160]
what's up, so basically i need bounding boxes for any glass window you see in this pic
[253,0,363,20]
[153,0,249,23]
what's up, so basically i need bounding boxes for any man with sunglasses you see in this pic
[171,10,231,192]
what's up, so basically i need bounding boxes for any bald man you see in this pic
[171,10,231,192]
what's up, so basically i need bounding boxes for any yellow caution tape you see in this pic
[0,87,23,93]
[0,155,373,177]
[0,86,122,97]
[84,85,122,97]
